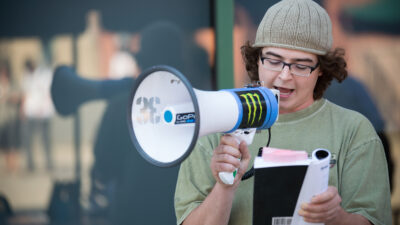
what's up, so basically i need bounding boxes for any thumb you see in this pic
[237,142,251,177]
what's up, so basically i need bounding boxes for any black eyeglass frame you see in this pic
[260,56,320,77]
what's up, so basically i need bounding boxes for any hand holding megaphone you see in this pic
[128,65,279,185]
[217,128,256,185]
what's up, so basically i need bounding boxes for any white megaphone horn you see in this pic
[128,65,279,184]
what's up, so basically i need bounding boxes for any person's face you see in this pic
[258,47,321,114]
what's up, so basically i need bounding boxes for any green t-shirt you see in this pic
[174,99,392,225]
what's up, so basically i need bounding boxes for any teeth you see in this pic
[274,86,293,95]
[279,88,292,93]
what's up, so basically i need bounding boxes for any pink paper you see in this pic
[262,147,308,163]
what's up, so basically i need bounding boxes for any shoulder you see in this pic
[323,100,375,129]
[323,100,360,116]
[324,100,381,148]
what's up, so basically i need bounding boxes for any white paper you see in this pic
[290,148,331,225]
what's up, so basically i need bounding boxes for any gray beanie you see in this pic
[253,0,332,55]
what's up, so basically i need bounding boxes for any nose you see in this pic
[278,65,292,80]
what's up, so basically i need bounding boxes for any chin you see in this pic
[278,100,297,114]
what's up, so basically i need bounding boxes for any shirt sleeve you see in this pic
[339,119,392,225]
[174,134,220,225]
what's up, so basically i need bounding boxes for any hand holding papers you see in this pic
[253,148,331,225]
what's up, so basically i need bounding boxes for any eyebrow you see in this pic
[263,51,314,63]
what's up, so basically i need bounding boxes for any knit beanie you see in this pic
[253,0,332,55]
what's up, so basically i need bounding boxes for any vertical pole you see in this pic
[72,35,81,185]
[215,0,234,89]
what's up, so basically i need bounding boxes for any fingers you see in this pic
[298,186,342,223]
[299,204,341,223]
[220,134,241,149]
[211,135,250,185]
[301,196,340,214]
[215,135,242,163]
[310,186,339,204]
[238,141,251,160]
[212,154,240,172]
[215,143,241,160]
[211,137,240,180]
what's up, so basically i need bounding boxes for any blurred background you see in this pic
[0,0,399,224]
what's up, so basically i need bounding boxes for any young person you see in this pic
[174,0,392,224]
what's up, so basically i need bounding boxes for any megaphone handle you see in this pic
[230,128,256,146]
[218,128,256,185]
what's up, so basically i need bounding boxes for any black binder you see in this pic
[252,148,331,225]
[253,165,308,225]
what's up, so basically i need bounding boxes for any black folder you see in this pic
[253,165,308,225]
[252,148,331,225]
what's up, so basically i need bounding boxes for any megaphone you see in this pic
[128,65,279,184]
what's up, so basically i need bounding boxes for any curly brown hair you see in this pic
[240,41,348,100]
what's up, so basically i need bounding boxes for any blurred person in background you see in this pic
[108,33,139,79]
[0,60,22,172]
[21,59,55,172]
[86,21,212,225]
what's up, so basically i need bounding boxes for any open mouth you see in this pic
[274,86,294,98]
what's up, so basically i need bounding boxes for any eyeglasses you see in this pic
[260,57,319,77]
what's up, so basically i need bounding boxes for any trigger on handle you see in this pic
[230,128,256,146]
